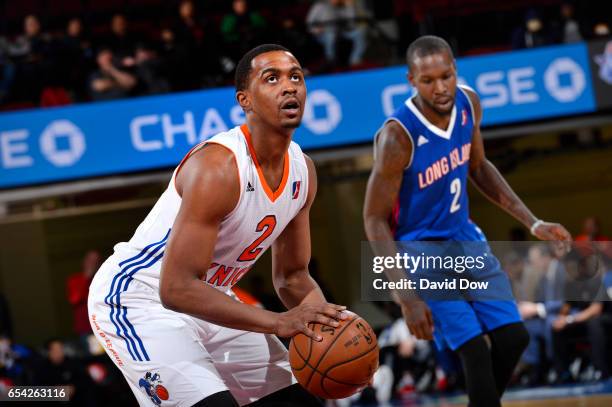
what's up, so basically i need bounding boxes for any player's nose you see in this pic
[434,79,447,93]
[281,82,297,96]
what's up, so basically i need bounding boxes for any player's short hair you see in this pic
[235,44,291,92]
[406,35,454,70]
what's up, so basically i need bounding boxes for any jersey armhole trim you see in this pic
[300,152,311,211]
[458,85,476,125]
[173,141,243,220]
[377,118,415,170]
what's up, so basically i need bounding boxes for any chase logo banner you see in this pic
[0,43,597,189]
[588,38,612,109]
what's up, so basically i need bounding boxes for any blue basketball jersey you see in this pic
[381,85,484,241]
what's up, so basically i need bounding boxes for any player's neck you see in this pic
[245,121,292,167]
[414,95,452,131]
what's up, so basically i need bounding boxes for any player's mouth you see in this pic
[435,96,452,105]
[280,98,301,117]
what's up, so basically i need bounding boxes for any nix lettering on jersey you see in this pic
[207,263,251,287]
[418,142,471,189]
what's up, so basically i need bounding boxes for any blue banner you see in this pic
[0,43,596,189]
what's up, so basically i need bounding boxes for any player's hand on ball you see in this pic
[276,302,348,341]
[401,300,434,340]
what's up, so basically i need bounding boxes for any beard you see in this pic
[422,96,454,115]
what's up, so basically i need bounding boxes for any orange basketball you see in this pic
[288,311,379,399]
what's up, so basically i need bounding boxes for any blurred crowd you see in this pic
[361,216,612,405]
[1,216,610,405]
[0,0,609,111]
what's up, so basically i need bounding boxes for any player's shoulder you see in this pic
[176,140,240,197]
[302,153,315,177]
[380,119,413,149]
[457,84,481,108]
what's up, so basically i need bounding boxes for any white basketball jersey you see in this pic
[94,124,309,296]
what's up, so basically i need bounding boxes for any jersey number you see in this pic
[237,215,277,262]
[450,178,461,213]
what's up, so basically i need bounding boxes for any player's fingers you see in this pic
[313,313,341,328]
[299,324,322,342]
[320,304,348,320]
[409,322,424,340]
[426,308,435,331]
[419,321,433,340]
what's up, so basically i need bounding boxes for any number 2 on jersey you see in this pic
[450,178,461,213]
[237,215,277,261]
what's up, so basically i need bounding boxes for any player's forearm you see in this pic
[160,278,278,333]
[364,214,395,242]
[274,269,326,309]
[364,216,420,304]
[470,159,537,229]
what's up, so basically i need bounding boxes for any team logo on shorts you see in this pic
[139,371,169,405]
[292,181,301,199]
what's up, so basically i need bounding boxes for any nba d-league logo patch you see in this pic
[292,181,301,199]
[461,109,468,126]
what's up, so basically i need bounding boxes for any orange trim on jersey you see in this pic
[173,141,240,202]
[241,124,289,203]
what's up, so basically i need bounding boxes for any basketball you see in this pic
[289,311,379,399]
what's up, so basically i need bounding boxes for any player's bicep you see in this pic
[464,89,487,174]
[161,147,239,287]
[364,122,411,220]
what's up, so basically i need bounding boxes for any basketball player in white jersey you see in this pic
[88,44,345,407]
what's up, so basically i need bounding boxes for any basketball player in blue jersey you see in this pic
[364,36,572,406]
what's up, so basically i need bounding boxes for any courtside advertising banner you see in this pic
[0,43,597,189]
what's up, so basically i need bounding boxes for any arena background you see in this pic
[0,0,610,405]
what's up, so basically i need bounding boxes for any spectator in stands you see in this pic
[593,22,610,38]
[66,251,100,349]
[173,0,223,86]
[575,217,612,259]
[7,14,52,104]
[37,338,96,405]
[129,42,170,95]
[502,251,528,301]
[306,0,369,67]
[275,17,317,70]
[0,334,33,386]
[575,217,609,242]
[552,253,609,382]
[552,2,583,44]
[9,14,48,60]
[107,14,137,60]
[512,9,549,49]
[63,18,92,60]
[518,244,566,384]
[60,18,93,101]
[378,316,433,396]
[89,48,137,101]
[220,0,267,63]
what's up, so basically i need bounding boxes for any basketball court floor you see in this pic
[354,379,612,406]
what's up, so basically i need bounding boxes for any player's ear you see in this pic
[236,90,251,112]
[407,71,415,87]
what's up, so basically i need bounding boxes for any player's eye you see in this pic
[266,76,278,83]
[290,74,301,82]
